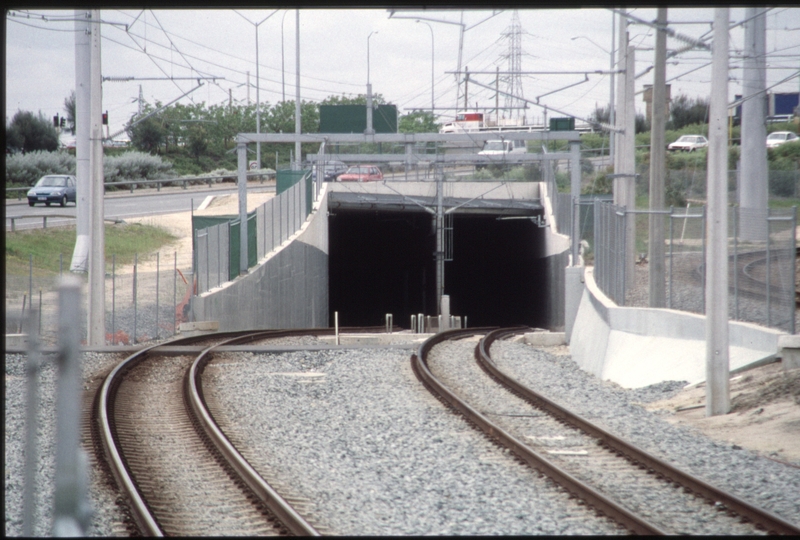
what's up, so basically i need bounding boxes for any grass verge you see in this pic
[5,222,178,277]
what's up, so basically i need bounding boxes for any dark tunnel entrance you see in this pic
[328,208,549,329]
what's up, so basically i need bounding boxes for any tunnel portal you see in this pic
[328,204,549,329]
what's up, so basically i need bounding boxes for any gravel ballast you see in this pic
[6,337,800,535]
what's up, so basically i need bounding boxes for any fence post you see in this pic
[155,252,160,341]
[51,276,92,536]
[701,205,707,314]
[133,253,138,344]
[733,207,739,320]
[112,254,116,345]
[668,206,674,309]
[766,209,771,328]
[23,307,41,537]
[173,251,177,337]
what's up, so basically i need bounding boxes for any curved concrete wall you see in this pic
[570,266,783,388]
[191,186,329,331]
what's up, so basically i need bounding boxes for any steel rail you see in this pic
[411,327,668,535]
[477,328,800,535]
[98,326,391,535]
[97,329,258,536]
[187,329,335,536]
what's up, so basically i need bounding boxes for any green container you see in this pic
[550,117,575,131]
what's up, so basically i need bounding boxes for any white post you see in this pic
[70,9,91,273]
[87,9,105,346]
[440,295,450,332]
[739,7,768,241]
[649,7,667,308]
[706,7,731,417]
[624,43,637,288]
[609,12,616,170]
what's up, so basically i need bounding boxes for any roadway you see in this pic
[5,182,276,231]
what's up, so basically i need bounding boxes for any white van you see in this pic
[478,139,527,156]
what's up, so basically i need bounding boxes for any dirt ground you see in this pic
[644,361,800,466]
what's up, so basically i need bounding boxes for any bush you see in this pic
[5,150,76,186]
[104,151,175,184]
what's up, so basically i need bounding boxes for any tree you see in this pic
[319,93,386,107]
[399,111,439,133]
[6,110,59,153]
[588,104,611,131]
[668,94,709,130]
[64,91,76,134]
[127,108,165,154]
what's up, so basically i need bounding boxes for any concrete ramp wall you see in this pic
[570,266,782,388]
[191,186,329,331]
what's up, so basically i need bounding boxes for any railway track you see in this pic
[695,248,799,306]
[92,327,386,536]
[413,327,800,535]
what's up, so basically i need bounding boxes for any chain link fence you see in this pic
[194,171,311,295]
[591,201,797,333]
[5,252,191,346]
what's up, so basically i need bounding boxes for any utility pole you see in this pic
[706,7,731,417]
[138,85,143,116]
[739,7,768,241]
[463,66,469,110]
[70,9,91,274]
[88,8,105,346]
[238,142,248,275]
[609,12,616,169]
[294,9,301,170]
[648,7,667,308]
[613,12,627,202]
[435,166,444,313]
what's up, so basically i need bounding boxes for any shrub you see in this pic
[104,151,176,184]
[5,150,76,186]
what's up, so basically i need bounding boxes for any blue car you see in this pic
[27,175,77,207]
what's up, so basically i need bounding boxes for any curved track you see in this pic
[93,327,384,536]
[413,327,800,535]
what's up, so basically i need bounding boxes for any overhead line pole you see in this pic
[706,7,731,417]
[648,7,667,308]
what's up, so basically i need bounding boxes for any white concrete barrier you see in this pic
[570,267,783,388]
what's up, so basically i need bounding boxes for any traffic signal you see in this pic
[102,111,108,125]
[60,117,66,128]
[53,115,59,127]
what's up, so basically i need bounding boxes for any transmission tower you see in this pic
[499,11,525,122]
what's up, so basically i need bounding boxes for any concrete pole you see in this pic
[570,140,581,265]
[435,168,444,313]
[294,9,301,170]
[87,9,105,347]
[238,142,248,275]
[255,25,261,169]
[609,13,616,170]
[706,7,731,417]
[648,7,667,308]
[613,13,627,204]
[565,140,585,343]
[52,277,91,536]
[739,8,768,241]
[366,83,374,135]
[70,10,91,273]
[624,43,637,289]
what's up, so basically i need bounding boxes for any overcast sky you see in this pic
[6,7,800,138]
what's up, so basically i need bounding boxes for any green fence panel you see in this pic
[319,104,398,133]
[277,169,309,195]
[228,212,258,277]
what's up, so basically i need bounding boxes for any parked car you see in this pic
[766,131,799,149]
[312,160,349,182]
[668,135,709,152]
[337,165,383,182]
[26,175,77,207]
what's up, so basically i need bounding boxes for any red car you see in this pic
[337,165,383,182]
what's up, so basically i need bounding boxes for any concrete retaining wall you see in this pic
[190,187,329,331]
[570,266,783,388]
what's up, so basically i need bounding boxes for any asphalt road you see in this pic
[5,182,276,232]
